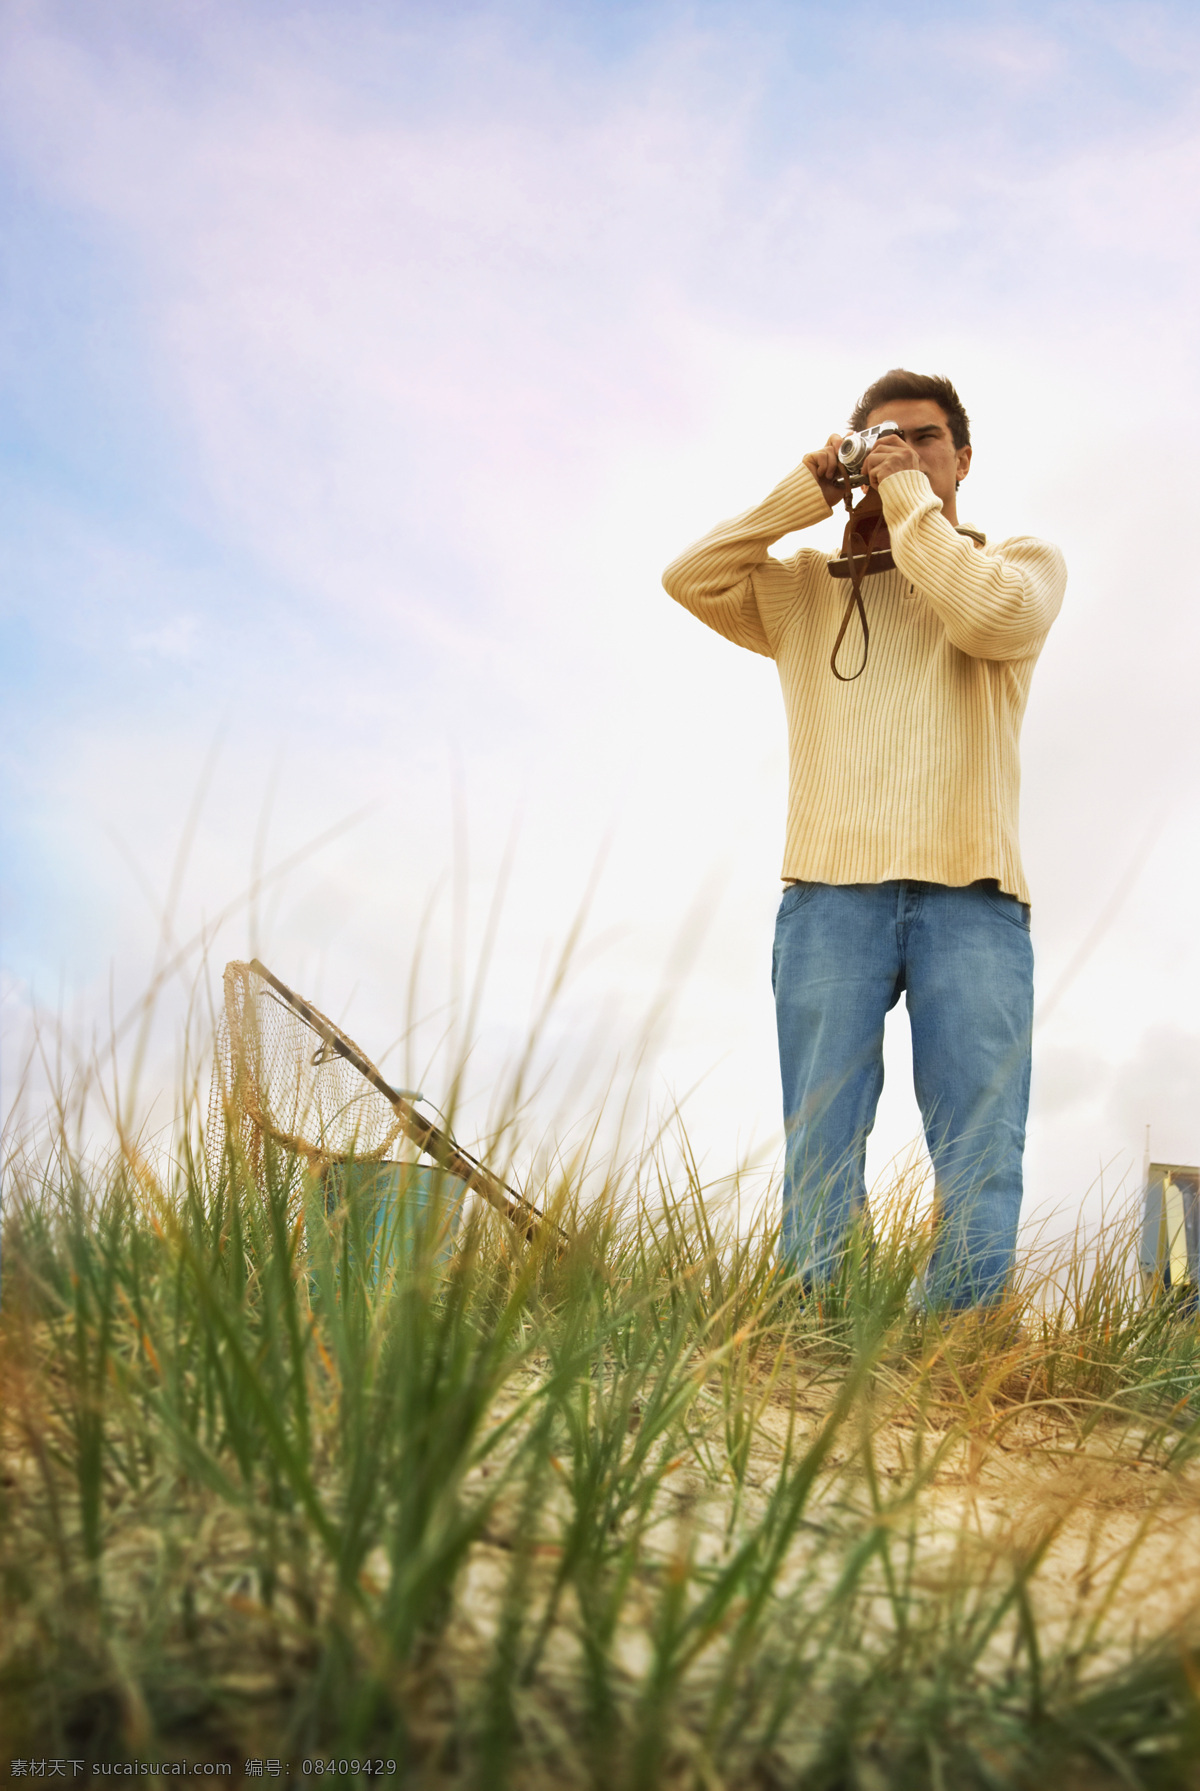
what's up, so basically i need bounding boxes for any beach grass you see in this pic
[4,1077,1200,1788]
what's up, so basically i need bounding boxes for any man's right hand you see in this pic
[803,435,848,509]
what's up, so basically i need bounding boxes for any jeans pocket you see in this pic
[777,880,821,919]
[978,880,1030,931]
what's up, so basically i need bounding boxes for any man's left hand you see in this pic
[864,433,922,490]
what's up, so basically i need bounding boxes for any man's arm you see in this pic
[879,469,1066,659]
[662,460,835,658]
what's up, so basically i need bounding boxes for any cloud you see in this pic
[4,0,1200,1229]
[1031,1044,1112,1120]
[1110,1025,1200,1167]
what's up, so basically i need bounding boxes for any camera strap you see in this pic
[828,479,889,681]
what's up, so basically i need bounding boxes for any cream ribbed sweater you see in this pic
[662,463,1066,903]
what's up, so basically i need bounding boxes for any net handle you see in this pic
[248,959,561,1243]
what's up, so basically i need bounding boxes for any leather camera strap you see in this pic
[830,478,887,681]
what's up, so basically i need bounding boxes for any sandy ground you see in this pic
[7,1348,1200,1748]
[443,1363,1200,1689]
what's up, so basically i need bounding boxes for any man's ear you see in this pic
[956,443,973,484]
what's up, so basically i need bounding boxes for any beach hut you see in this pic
[1139,1161,1200,1300]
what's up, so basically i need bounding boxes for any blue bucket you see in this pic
[320,1160,469,1283]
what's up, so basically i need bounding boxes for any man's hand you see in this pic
[863,432,921,490]
[803,434,849,508]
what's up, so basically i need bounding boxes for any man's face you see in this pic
[864,398,971,512]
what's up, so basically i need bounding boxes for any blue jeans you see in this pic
[771,879,1034,1309]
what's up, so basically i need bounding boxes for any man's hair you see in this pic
[849,369,971,450]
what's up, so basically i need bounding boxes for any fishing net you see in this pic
[207,958,550,1237]
[208,960,404,1188]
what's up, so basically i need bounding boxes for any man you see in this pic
[662,370,1066,1307]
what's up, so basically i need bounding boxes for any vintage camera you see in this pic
[837,421,905,486]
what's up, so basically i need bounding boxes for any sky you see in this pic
[3,0,1200,1244]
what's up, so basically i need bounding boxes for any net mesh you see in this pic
[208,960,406,1190]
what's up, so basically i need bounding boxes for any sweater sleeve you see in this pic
[662,462,834,658]
[879,468,1065,660]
